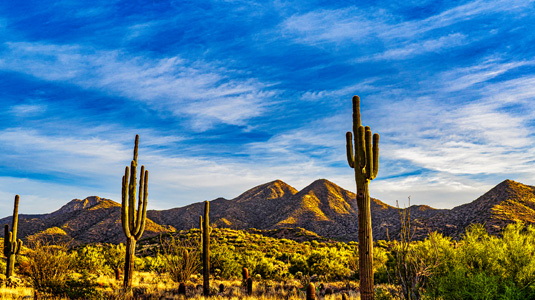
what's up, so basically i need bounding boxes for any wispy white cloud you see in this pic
[434,59,534,92]
[300,78,381,101]
[0,41,274,130]
[360,33,469,61]
[281,0,531,46]
[9,103,47,117]
[280,7,386,45]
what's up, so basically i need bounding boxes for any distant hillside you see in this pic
[1,179,534,244]
[0,196,172,245]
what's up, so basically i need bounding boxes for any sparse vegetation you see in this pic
[1,223,535,299]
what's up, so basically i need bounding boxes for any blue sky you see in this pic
[1,0,534,215]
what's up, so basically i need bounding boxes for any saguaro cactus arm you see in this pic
[121,167,131,238]
[345,96,380,181]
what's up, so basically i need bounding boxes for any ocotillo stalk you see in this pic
[121,135,149,289]
[346,95,379,300]
[4,195,23,278]
[202,201,210,296]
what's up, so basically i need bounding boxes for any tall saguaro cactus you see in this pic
[346,95,379,300]
[121,135,149,289]
[202,201,210,296]
[4,195,23,278]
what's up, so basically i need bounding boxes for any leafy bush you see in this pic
[424,223,535,300]
[74,244,110,276]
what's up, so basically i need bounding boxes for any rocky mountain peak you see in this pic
[233,179,298,203]
[53,196,107,215]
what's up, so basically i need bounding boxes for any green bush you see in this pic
[74,244,110,276]
[424,223,535,300]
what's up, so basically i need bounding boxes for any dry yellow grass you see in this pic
[1,271,366,300]
[0,286,33,300]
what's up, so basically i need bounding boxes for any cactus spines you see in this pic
[4,195,23,278]
[121,135,149,289]
[202,201,210,296]
[306,282,315,300]
[346,95,379,300]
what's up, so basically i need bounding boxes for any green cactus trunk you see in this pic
[4,195,23,278]
[6,254,15,277]
[202,201,210,296]
[356,181,374,300]
[120,135,149,289]
[346,96,379,300]
[124,236,136,287]
[199,215,203,256]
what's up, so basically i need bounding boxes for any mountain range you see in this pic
[1,179,534,245]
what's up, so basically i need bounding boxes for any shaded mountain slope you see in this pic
[0,196,172,244]
[2,179,534,244]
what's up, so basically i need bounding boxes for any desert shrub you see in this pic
[102,243,126,276]
[424,223,535,300]
[161,234,200,282]
[0,257,5,276]
[307,247,352,280]
[24,240,75,294]
[211,249,241,279]
[374,244,389,284]
[74,244,110,276]
[288,253,309,275]
[253,255,285,279]
[499,222,535,289]
[23,240,99,298]
[143,254,167,273]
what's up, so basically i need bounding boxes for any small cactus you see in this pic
[4,195,23,278]
[247,277,253,295]
[306,282,315,300]
[114,267,121,280]
[242,267,249,281]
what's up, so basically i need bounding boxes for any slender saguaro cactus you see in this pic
[346,95,379,300]
[202,201,210,296]
[121,135,149,289]
[4,195,23,278]
[199,215,203,256]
